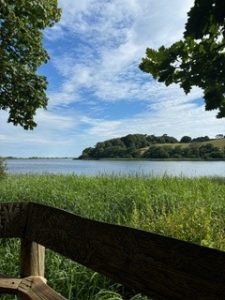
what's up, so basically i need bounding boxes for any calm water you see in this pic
[5,159,225,177]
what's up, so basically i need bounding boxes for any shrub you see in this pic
[0,158,6,179]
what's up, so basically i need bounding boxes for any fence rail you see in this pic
[0,202,225,299]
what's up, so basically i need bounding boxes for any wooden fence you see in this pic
[0,202,225,299]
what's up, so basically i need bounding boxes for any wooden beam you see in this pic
[20,240,45,300]
[24,203,225,300]
[18,276,66,300]
[0,203,29,238]
[0,276,66,299]
[20,239,45,278]
[0,277,21,294]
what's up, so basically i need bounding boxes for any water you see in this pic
[5,158,225,177]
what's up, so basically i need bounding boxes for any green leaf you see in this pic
[140,0,225,118]
[0,0,61,129]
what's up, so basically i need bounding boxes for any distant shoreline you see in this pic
[77,157,225,162]
[79,134,225,161]
[3,157,225,162]
[3,157,74,160]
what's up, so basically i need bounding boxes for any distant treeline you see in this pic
[78,134,225,160]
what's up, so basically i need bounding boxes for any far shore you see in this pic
[3,157,225,162]
[76,157,225,162]
[3,157,73,160]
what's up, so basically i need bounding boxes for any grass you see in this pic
[201,139,225,147]
[0,174,224,299]
[140,138,225,150]
[161,139,225,148]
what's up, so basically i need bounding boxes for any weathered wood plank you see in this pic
[20,240,46,300]
[0,203,29,238]
[24,203,225,300]
[0,277,21,294]
[20,240,45,278]
[0,276,65,299]
[18,276,66,300]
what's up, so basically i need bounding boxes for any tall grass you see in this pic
[0,175,224,299]
[0,158,6,179]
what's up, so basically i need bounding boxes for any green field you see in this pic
[154,138,225,148]
[0,174,224,299]
[139,138,225,152]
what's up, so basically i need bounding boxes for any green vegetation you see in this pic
[79,134,225,160]
[0,0,61,129]
[143,143,225,160]
[140,0,225,118]
[0,158,6,179]
[0,174,224,299]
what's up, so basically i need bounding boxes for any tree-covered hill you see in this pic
[78,134,225,160]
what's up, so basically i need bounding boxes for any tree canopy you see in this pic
[78,133,225,160]
[0,0,61,129]
[180,136,192,143]
[140,0,225,118]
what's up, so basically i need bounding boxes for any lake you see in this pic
[5,158,225,177]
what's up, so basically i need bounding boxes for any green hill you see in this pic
[79,134,225,160]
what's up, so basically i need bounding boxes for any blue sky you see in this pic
[1,0,225,157]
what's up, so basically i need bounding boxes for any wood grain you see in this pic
[0,276,65,299]
[24,203,225,300]
[21,240,45,278]
[0,202,29,238]
[0,277,21,294]
[18,276,66,300]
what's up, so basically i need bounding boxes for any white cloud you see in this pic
[0,110,78,150]
[46,0,195,107]
[79,104,225,146]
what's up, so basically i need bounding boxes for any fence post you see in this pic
[19,239,45,299]
[20,239,45,278]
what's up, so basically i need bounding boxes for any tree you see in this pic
[0,0,61,129]
[140,0,225,118]
[192,136,210,142]
[180,136,192,143]
[162,135,178,143]
[144,146,170,159]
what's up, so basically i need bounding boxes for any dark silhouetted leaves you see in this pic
[140,0,225,118]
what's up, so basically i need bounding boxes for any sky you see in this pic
[1,0,225,157]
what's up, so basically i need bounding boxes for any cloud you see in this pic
[0,110,77,147]
[78,104,225,146]
[46,0,195,108]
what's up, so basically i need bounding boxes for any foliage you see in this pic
[180,136,192,143]
[191,136,210,142]
[79,133,225,160]
[143,143,225,160]
[0,158,6,179]
[0,0,61,129]
[0,174,224,300]
[140,0,225,117]
[79,134,178,159]
[145,146,170,159]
